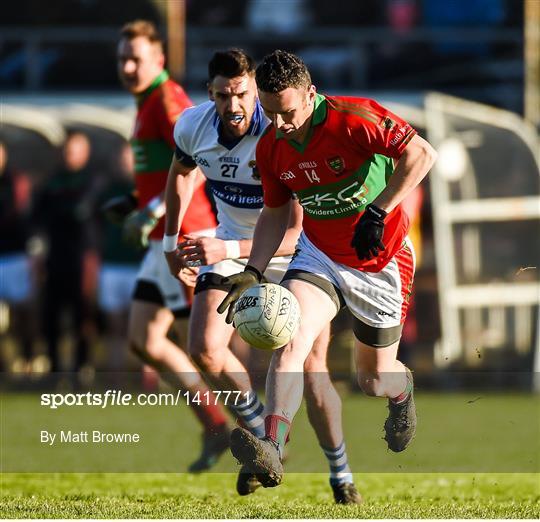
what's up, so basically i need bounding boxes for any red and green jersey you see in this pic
[131,71,216,240]
[257,94,416,272]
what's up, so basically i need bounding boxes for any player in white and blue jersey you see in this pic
[163,49,360,504]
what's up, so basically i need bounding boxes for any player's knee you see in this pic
[277,333,314,368]
[272,344,309,373]
[357,370,387,397]
[129,325,163,362]
[191,349,221,374]
[190,327,220,355]
[303,351,328,373]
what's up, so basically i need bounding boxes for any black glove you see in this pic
[350,204,387,260]
[217,265,263,324]
[123,208,158,249]
[101,194,138,224]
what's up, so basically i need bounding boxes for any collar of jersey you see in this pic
[275,93,327,152]
[135,70,169,106]
[214,99,267,150]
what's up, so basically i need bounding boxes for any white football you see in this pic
[233,283,301,350]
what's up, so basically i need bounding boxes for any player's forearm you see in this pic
[373,135,437,214]
[234,239,253,258]
[273,227,300,257]
[274,200,302,256]
[164,160,196,236]
[247,203,291,272]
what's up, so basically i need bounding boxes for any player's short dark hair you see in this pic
[120,20,164,52]
[256,50,312,93]
[208,49,256,81]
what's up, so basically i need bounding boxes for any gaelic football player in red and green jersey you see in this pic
[163,49,360,503]
[111,20,229,472]
[219,50,437,488]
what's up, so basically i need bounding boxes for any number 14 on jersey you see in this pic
[304,169,320,183]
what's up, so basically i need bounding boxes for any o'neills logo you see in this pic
[235,295,259,312]
[326,156,345,174]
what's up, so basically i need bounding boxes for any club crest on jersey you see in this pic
[249,160,260,181]
[326,156,345,174]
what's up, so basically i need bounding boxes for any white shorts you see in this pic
[134,241,189,312]
[195,254,291,294]
[194,225,291,292]
[98,263,139,312]
[284,232,416,346]
[0,253,32,303]
[199,255,291,283]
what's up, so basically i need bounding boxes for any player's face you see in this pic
[117,36,164,94]
[209,73,258,140]
[259,85,316,143]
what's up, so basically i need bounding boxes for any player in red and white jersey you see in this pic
[219,51,437,489]
[110,20,228,472]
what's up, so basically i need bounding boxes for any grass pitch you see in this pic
[1,391,539,518]
[1,472,539,518]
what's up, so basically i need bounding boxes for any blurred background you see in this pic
[1,0,539,391]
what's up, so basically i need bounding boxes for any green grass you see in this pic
[1,391,539,517]
[1,472,539,518]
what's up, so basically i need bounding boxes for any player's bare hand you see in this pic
[178,235,227,266]
[178,266,199,287]
[164,249,189,280]
[217,266,262,324]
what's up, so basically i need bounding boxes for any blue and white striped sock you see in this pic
[321,441,354,486]
[229,391,265,438]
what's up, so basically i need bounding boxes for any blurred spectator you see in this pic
[369,0,425,88]
[386,0,418,34]
[95,143,143,372]
[0,140,36,372]
[33,131,99,375]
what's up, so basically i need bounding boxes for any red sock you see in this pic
[391,376,413,404]
[191,401,228,433]
[265,414,290,448]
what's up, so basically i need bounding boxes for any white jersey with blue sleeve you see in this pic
[173,100,269,240]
